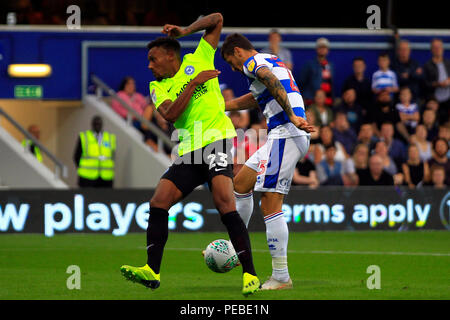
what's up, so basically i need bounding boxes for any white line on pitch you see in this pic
[140,247,450,257]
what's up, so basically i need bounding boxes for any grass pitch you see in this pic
[0,231,449,300]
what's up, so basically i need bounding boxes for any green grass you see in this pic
[0,231,449,300]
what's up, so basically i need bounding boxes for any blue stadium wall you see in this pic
[1,26,450,100]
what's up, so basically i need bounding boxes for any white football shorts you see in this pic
[245,135,310,194]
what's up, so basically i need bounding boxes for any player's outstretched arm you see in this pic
[256,67,315,133]
[162,13,223,49]
[158,70,221,122]
[225,93,258,111]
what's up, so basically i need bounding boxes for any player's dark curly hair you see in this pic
[147,37,181,58]
[221,33,255,59]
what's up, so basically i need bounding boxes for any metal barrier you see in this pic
[90,74,176,153]
[0,107,68,179]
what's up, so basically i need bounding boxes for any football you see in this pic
[204,239,239,273]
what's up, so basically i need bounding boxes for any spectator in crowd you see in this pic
[373,140,398,176]
[379,121,407,168]
[314,125,347,164]
[112,76,168,152]
[341,57,373,117]
[261,29,293,70]
[335,88,363,133]
[292,147,319,188]
[316,144,345,185]
[332,111,357,155]
[148,107,175,155]
[73,116,116,188]
[428,137,450,186]
[439,125,450,159]
[395,86,420,142]
[231,114,264,176]
[438,122,450,144]
[299,37,334,106]
[370,90,400,133]
[423,98,439,113]
[402,144,430,188]
[307,89,334,126]
[348,143,370,184]
[391,40,423,101]
[371,52,399,99]
[423,38,450,124]
[411,124,433,162]
[112,76,148,120]
[358,154,394,186]
[427,164,447,189]
[22,124,42,163]
[422,108,439,141]
[357,122,379,152]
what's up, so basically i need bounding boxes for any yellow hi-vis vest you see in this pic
[22,139,43,162]
[77,130,116,181]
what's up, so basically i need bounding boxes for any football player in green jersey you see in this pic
[120,13,260,296]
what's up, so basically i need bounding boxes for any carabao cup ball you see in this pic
[204,239,238,273]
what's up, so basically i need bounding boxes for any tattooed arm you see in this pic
[255,67,315,132]
[162,13,223,49]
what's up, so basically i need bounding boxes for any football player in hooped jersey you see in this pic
[120,14,260,297]
[221,33,315,290]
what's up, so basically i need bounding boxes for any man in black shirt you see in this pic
[358,154,394,186]
[342,57,373,115]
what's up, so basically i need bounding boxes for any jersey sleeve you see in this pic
[191,37,216,66]
[243,55,270,79]
[149,81,171,109]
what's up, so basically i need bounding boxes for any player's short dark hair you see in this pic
[147,37,181,57]
[221,33,255,59]
[378,52,390,59]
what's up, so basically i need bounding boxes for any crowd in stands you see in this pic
[224,36,449,189]
[106,32,448,188]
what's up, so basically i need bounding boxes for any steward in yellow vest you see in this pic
[73,116,116,188]
[22,139,43,162]
[23,124,43,162]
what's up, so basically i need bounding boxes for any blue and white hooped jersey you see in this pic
[243,53,308,138]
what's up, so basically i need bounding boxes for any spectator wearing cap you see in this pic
[299,37,334,106]
[261,29,293,70]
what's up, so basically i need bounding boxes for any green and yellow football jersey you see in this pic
[149,37,236,156]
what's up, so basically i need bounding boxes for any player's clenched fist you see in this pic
[192,70,221,86]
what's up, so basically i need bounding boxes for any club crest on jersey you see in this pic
[247,59,256,73]
[184,65,195,75]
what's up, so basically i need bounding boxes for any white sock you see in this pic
[234,191,254,228]
[264,211,290,282]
